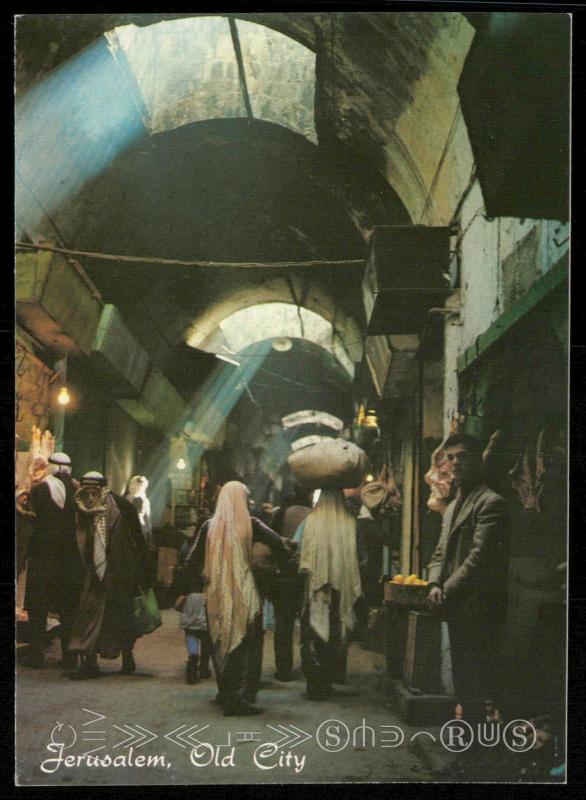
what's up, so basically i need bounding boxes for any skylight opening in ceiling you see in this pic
[194,302,354,376]
[106,16,317,142]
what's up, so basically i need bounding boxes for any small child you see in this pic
[173,531,213,684]
[175,591,212,684]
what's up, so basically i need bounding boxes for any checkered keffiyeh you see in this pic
[75,486,109,581]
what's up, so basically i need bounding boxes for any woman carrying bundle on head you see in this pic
[295,488,363,700]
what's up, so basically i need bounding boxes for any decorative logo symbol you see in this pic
[112,723,158,749]
[164,724,210,749]
[266,724,312,749]
[503,720,538,753]
[83,709,106,726]
[439,720,474,753]
[315,720,351,753]
[50,722,77,750]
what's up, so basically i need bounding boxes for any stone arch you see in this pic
[185,282,363,376]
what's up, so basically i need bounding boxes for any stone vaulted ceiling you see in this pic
[15,11,476,223]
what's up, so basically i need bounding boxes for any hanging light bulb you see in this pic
[176,457,187,470]
[272,337,292,352]
[57,386,70,406]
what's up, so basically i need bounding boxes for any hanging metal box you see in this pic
[362,226,451,335]
[16,248,103,355]
[118,367,185,435]
[90,305,149,397]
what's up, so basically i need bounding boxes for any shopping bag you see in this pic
[133,587,162,636]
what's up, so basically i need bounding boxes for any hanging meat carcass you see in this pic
[425,442,454,514]
[508,447,538,510]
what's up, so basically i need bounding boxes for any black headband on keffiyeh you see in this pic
[80,471,108,489]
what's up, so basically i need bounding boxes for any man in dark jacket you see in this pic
[427,434,509,726]
[22,452,82,670]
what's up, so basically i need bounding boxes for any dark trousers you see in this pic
[199,631,213,671]
[28,590,79,657]
[272,595,297,676]
[300,591,347,694]
[216,615,264,702]
[354,594,369,638]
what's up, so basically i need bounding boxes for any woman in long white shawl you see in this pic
[297,488,363,699]
[203,481,289,715]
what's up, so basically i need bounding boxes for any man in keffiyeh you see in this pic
[68,472,151,679]
[196,481,293,716]
[296,488,363,700]
[21,452,82,670]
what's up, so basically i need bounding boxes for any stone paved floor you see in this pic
[16,609,446,786]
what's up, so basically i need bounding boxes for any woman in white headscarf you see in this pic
[190,481,293,715]
[296,488,363,700]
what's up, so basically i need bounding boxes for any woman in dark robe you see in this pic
[68,472,150,679]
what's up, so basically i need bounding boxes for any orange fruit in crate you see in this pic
[392,574,404,584]
[404,574,418,585]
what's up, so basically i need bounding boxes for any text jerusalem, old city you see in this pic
[40,742,306,775]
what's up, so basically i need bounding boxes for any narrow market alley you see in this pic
[14,10,569,787]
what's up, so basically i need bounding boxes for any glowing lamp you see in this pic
[57,387,70,406]
[176,458,187,470]
[364,410,379,428]
[272,338,292,352]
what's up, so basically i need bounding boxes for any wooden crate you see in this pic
[402,610,443,694]
[384,582,429,607]
[16,248,103,356]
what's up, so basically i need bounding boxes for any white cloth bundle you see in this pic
[299,488,362,642]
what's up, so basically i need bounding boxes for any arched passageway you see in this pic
[15,11,570,786]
